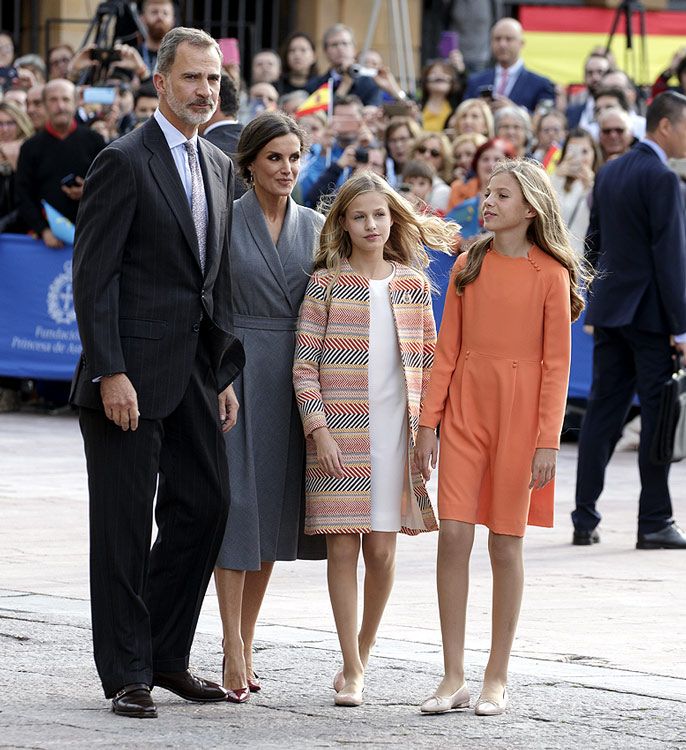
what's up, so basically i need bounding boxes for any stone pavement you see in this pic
[1,411,685,749]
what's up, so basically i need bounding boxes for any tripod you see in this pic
[361,0,416,96]
[606,0,648,85]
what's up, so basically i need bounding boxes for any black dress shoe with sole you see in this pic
[573,528,600,546]
[637,522,686,550]
[153,669,228,702]
[111,683,157,718]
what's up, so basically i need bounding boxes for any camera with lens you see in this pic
[348,63,378,79]
[354,147,369,164]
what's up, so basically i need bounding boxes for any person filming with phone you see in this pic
[15,78,105,248]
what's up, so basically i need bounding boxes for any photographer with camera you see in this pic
[299,94,375,207]
[304,24,381,106]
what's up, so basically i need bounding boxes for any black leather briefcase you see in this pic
[651,359,686,464]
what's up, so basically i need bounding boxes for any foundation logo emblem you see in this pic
[47,261,76,325]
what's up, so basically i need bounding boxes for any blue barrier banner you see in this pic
[0,233,81,380]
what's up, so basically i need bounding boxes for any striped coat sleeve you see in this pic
[421,277,436,405]
[293,273,329,438]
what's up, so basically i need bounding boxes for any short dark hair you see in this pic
[218,73,239,117]
[402,159,434,181]
[134,81,158,103]
[333,94,363,114]
[235,111,308,184]
[594,85,629,112]
[646,90,686,133]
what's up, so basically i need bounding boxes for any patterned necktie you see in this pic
[497,68,509,96]
[183,139,207,272]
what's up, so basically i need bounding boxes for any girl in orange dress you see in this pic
[415,159,588,717]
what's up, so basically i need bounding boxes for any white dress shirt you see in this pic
[153,108,208,228]
[494,58,524,99]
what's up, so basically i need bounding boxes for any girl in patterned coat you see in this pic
[293,172,459,707]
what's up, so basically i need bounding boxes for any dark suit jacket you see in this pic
[202,121,246,198]
[305,70,381,106]
[464,65,555,112]
[71,117,245,418]
[585,142,686,335]
[565,100,586,129]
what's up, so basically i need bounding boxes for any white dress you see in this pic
[368,271,408,532]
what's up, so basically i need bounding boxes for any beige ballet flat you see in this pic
[334,688,364,707]
[474,688,508,716]
[420,684,470,714]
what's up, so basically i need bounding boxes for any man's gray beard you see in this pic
[166,86,215,127]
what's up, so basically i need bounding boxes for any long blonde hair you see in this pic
[454,158,590,321]
[315,173,460,287]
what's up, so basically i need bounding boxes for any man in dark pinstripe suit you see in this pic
[71,28,245,718]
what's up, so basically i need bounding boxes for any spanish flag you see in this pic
[295,81,331,118]
[520,5,686,86]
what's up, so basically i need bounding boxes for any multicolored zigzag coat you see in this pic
[293,259,438,536]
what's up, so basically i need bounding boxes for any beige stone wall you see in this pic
[21,0,92,57]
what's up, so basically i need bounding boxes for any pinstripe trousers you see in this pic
[79,337,230,698]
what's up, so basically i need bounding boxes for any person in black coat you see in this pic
[573,92,686,550]
[201,72,245,197]
[71,28,245,718]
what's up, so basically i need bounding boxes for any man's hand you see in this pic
[41,228,64,249]
[111,43,148,78]
[337,144,358,169]
[218,384,239,432]
[529,448,557,490]
[100,373,139,431]
[61,176,84,201]
[67,44,98,81]
[674,340,686,362]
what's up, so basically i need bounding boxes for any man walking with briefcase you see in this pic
[573,91,686,550]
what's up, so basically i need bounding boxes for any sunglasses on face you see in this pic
[416,145,441,157]
[601,127,626,135]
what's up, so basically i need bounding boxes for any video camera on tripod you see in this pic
[78,0,148,85]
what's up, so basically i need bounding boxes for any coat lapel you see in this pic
[197,139,225,278]
[240,190,292,305]
[142,118,202,272]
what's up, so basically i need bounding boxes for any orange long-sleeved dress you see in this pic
[419,246,572,536]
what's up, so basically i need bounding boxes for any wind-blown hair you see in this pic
[315,172,460,290]
[454,158,590,321]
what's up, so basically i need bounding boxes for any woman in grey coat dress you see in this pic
[214,112,325,702]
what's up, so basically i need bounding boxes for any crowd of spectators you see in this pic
[1,1,686,412]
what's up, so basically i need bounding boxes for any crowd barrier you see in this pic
[0,235,594,397]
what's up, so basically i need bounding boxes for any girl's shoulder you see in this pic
[530,246,571,278]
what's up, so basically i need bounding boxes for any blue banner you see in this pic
[0,234,81,380]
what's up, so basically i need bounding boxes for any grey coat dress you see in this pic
[216,188,326,570]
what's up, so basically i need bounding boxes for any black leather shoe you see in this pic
[573,528,600,546]
[111,683,157,718]
[153,669,228,702]
[637,522,686,550]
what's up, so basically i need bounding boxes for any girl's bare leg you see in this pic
[326,534,364,693]
[434,520,475,695]
[482,530,524,700]
[358,531,397,667]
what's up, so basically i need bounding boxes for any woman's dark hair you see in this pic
[471,137,517,176]
[236,111,309,184]
[280,31,318,79]
[419,59,464,110]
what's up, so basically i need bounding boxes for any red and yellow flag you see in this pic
[295,82,331,118]
[520,5,686,86]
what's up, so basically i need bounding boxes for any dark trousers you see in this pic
[80,341,230,698]
[573,325,675,535]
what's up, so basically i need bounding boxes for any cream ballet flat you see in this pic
[474,688,508,716]
[334,687,364,707]
[420,684,470,714]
